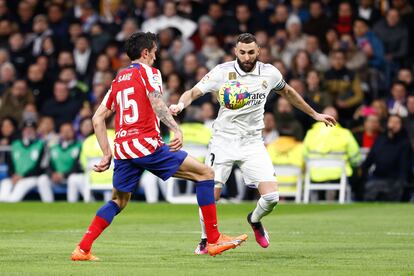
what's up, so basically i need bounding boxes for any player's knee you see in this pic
[261,191,279,209]
[196,165,214,181]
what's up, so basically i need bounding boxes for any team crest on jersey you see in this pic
[228,72,237,80]
[262,80,268,89]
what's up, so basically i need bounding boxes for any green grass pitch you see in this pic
[0,202,413,275]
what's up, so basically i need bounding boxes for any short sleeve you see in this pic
[140,65,162,94]
[268,65,286,91]
[195,66,223,95]
[101,84,114,111]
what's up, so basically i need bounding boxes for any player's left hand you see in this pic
[93,154,112,172]
[169,130,183,151]
[314,113,337,127]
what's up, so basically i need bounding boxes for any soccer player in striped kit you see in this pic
[170,33,336,254]
[71,32,247,261]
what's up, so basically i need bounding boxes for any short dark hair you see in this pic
[392,80,408,90]
[125,32,157,61]
[237,33,257,44]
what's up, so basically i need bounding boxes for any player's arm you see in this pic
[92,104,113,172]
[169,87,203,115]
[276,84,336,126]
[148,90,183,151]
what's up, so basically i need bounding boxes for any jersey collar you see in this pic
[234,60,260,76]
[129,63,141,69]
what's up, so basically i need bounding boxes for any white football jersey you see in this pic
[195,60,286,135]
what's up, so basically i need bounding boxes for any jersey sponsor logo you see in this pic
[228,72,237,80]
[245,92,266,106]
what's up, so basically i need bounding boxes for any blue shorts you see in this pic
[113,145,188,193]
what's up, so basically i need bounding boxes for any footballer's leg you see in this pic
[247,181,279,248]
[195,186,222,255]
[174,155,247,256]
[72,188,130,261]
[241,140,279,248]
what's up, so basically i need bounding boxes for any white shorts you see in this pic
[205,132,276,188]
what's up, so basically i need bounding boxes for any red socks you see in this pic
[200,204,220,243]
[79,216,109,253]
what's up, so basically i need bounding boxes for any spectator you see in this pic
[362,115,411,201]
[67,19,83,50]
[303,0,331,50]
[206,2,237,36]
[28,14,54,58]
[77,116,93,141]
[268,4,289,34]
[334,1,354,35]
[235,3,255,34]
[336,33,367,73]
[180,53,199,90]
[92,54,112,85]
[388,81,408,117]
[325,50,364,127]
[303,106,361,200]
[397,67,414,93]
[191,15,215,52]
[89,23,111,54]
[200,102,216,130]
[38,123,83,202]
[290,0,310,23]
[79,2,99,33]
[291,50,313,82]
[356,0,381,26]
[141,1,197,39]
[0,79,34,124]
[0,62,16,96]
[40,81,82,130]
[115,18,138,44]
[353,114,382,150]
[284,14,307,68]
[0,119,53,202]
[17,1,35,34]
[254,0,274,32]
[305,35,330,72]
[353,18,385,97]
[47,3,68,41]
[36,116,59,147]
[373,9,408,84]
[262,112,279,146]
[305,69,332,110]
[0,116,18,146]
[27,63,52,110]
[200,35,225,70]
[59,66,88,101]
[273,97,303,140]
[73,34,95,82]
[8,32,31,77]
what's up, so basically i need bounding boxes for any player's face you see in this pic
[235,42,260,73]
[144,42,157,66]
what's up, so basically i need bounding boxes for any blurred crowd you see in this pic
[0,0,414,202]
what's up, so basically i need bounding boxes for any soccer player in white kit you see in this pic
[170,33,336,253]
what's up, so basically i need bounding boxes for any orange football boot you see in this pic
[207,233,248,256]
[71,246,99,261]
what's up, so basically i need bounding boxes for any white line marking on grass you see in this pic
[385,232,414,236]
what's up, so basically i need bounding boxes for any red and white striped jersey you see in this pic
[101,63,164,159]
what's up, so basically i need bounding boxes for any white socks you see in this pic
[251,192,279,223]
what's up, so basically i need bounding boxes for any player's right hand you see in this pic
[93,154,112,172]
[169,130,183,151]
[169,103,184,116]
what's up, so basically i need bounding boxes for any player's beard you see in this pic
[237,57,258,73]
